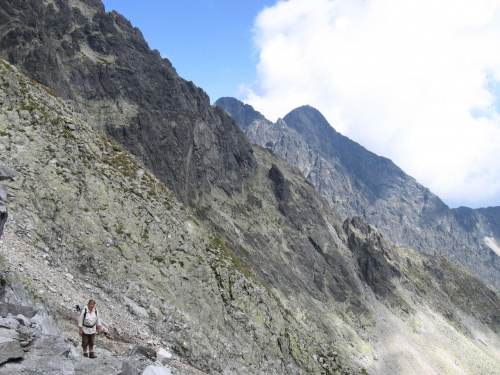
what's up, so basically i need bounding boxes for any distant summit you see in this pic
[215,97,268,131]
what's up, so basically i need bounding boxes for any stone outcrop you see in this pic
[0,327,25,366]
[343,217,500,333]
[216,97,500,290]
[0,265,71,373]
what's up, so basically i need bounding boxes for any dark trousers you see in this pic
[81,333,96,348]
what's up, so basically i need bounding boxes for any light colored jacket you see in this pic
[78,307,101,335]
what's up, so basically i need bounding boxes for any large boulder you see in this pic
[0,331,74,375]
[121,345,157,375]
[0,329,24,365]
[122,346,179,375]
[0,302,39,318]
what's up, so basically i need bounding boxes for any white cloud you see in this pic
[240,0,500,208]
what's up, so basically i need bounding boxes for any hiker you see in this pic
[78,299,102,358]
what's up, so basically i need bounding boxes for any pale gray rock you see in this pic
[0,327,18,339]
[157,348,173,364]
[121,353,179,375]
[0,302,38,318]
[123,296,149,318]
[0,269,61,336]
[0,332,74,375]
[129,345,157,360]
[0,335,24,365]
[16,314,31,327]
[122,354,155,375]
[0,186,7,201]
[143,365,173,375]
[73,349,123,375]
[30,313,62,336]
[0,317,20,329]
[0,165,20,181]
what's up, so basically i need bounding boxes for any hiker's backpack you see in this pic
[82,307,98,328]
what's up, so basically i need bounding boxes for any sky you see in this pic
[101,0,500,209]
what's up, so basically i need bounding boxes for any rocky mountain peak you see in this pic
[283,104,410,198]
[284,104,339,139]
[215,97,268,131]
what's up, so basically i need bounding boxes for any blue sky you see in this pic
[101,0,274,102]
[101,0,500,209]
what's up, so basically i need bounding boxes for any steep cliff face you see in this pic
[216,97,500,290]
[0,0,256,204]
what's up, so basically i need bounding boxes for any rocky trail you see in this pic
[0,226,208,375]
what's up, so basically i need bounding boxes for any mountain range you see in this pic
[215,97,500,290]
[0,0,499,374]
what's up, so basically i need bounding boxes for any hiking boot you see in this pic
[89,352,97,358]
[83,353,88,357]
